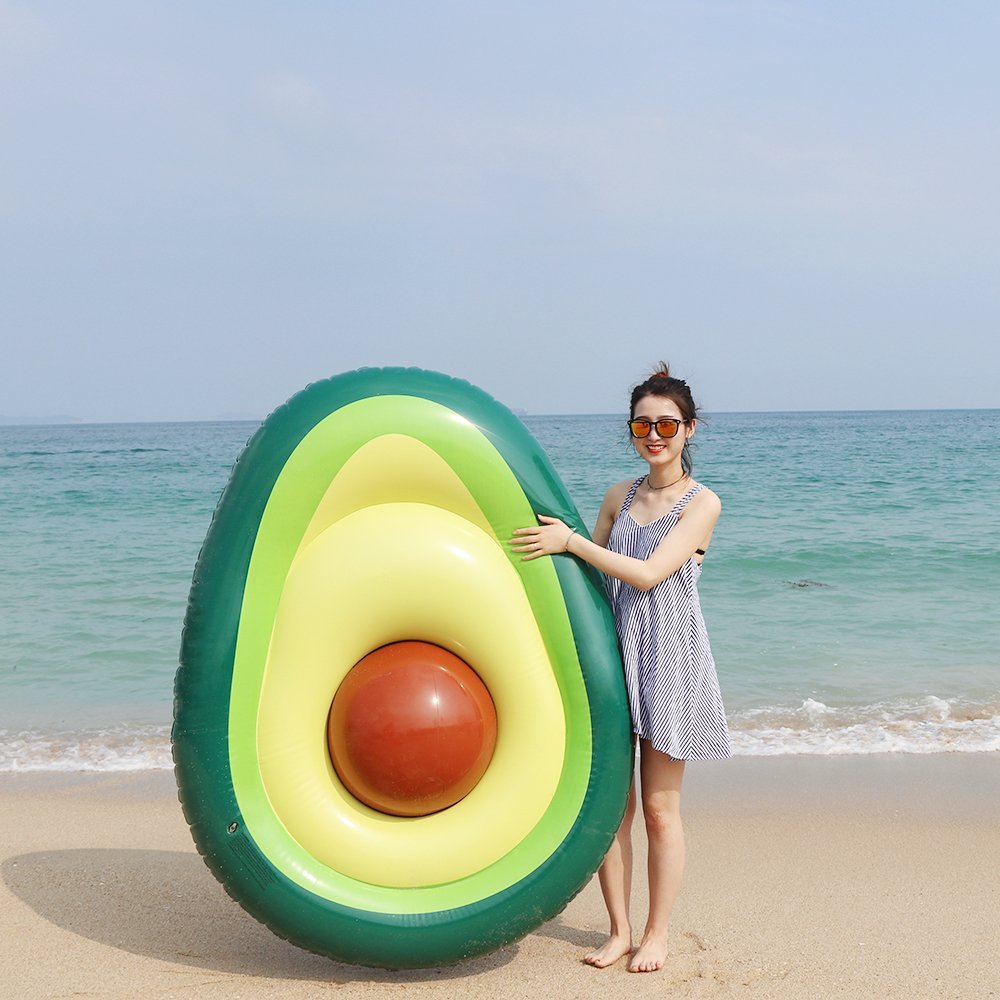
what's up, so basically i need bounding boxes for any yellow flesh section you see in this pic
[256,437,566,887]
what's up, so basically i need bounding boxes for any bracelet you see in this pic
[564,527,577,551]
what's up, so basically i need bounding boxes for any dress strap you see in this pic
[619,477,645,516]
[669,483,704,515]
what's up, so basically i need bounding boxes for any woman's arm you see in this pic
[511,488,721,593]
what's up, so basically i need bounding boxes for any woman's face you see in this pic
[630,393,694,467]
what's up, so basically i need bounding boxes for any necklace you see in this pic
[646,472,688,491]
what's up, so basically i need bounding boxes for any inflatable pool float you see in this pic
[172,367,632,968]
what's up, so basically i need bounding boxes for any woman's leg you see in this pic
[582,782,636,967]
[630,739,685,973]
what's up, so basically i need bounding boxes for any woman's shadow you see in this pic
[2,848,524,984]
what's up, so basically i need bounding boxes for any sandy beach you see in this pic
[2,755,998,1000]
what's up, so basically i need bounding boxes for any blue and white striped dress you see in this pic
[607,477,732,761]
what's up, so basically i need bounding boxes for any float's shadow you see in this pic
[2,849,517,984]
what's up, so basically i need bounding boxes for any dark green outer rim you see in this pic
[172,367,633,968]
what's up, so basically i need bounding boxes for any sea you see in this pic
[2,410,998,770]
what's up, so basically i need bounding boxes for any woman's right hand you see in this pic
[509,515,576,560]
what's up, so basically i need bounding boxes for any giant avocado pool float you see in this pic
[172,367,632,968]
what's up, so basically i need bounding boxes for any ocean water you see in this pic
[2,410,998,770]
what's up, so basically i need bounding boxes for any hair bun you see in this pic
[649,361,671,380]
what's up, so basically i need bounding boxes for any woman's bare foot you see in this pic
[583,932,632,968]
[628,929,669,973]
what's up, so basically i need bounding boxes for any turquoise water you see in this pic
[2,411,998,768]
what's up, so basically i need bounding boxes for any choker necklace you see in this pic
[646,472,687,491]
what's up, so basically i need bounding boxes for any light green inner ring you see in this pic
[228,395,593,914]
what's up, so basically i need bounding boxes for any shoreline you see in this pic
[9,700,992,768]
[3,754,999,998]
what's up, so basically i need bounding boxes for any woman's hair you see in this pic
[629,362,700,474]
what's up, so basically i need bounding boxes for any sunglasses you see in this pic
[627,418,688,439]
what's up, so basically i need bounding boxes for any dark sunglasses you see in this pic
[627,418,687,439]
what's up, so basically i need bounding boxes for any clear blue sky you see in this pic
[3,2,998,420]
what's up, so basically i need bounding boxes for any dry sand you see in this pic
[2,755,999,1000]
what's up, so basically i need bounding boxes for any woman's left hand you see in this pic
[510,515,574,560]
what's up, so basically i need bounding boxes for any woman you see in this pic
[511,363,731,973]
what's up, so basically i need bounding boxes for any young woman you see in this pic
[511,363,731,973]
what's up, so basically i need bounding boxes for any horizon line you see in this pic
[3,405,999,428]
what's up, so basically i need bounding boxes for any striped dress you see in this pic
[606,477,732,761]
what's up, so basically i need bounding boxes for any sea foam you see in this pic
[3,696,1000,770]
[0,725,173,772]
[729,695,1000,755]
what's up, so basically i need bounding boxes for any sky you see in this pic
[2,1,999,421]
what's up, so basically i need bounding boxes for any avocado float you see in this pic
[173,368,632,968]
